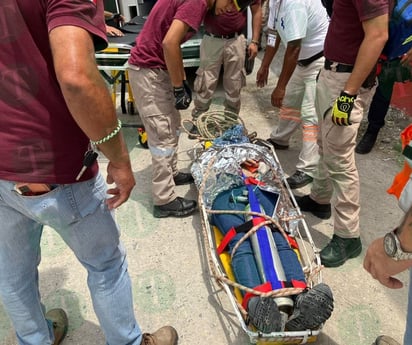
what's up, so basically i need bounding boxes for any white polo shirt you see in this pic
[269,0,329,60]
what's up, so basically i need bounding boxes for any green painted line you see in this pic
[338,304,380,344]
[44,289,87,332]
[0,304,11,343]
[40,227,68,258]
[133,270,176,313]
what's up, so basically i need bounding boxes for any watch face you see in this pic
[384,233,397,257]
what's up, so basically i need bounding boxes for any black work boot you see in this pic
[266,138,289,150]
[142,326,178,345]
[45,308,68,345]
[173,172,194,185]
[320,234,362,267]
[247,297,282,333]
[355,130,379,154]
[295,195,331,219]
[153,197,197,218]
[286,283,334,331]
[287,171,313,189]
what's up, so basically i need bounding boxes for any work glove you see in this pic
[174,80,192,110]
[331,91,357,126]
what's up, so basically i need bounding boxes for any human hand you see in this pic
[106,24,124,37]
[256,66,269,88]
[248,42,258,60]
[174,81,192,110]
[106,160,136,209]
[363,237,412,289]
[401,47,412,67]
[331,90,357,126]
[271,85,285,108]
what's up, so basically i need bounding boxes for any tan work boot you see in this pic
[45,308,68,345]
[142,326,178,345]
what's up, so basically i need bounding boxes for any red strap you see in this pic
[287,236,299,250]
[243,176,265,186]
[217,227,236,255]
[290,279,307,289]
[216,217,266,254]
[242,282,273,309]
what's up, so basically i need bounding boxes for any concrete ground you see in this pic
[0,51,410,345]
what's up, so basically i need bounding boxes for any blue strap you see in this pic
[246,184,283,290]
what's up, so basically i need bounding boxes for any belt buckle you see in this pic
[329,61,338,72]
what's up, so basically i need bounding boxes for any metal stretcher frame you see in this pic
[191,118,325,344]
[95,43,136,115]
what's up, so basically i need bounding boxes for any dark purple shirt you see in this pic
[0,0,107,183]
[129,0,208,69]
[203,0,261,36]
[324,0,390,64]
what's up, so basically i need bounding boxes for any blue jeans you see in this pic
[405,268,412,344]
[211,186,305,292]
[0,174,141,345]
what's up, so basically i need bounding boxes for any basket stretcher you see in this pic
[191,131,326,344]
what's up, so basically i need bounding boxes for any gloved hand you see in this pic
[331,91,357,126]
[174,80,192,110]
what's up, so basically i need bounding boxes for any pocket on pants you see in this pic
[194,68,206,94]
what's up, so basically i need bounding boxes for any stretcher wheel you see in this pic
[127,101,136,115]
[137,126,149,149]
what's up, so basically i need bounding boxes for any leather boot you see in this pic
[142,326,178,345]
[355,130,379,154]
[320,235,362,267]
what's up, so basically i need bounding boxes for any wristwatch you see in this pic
[383,228,412,261]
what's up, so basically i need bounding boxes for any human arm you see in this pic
[256,32,281,87]
[271,39,301,108]
[343,14,389,95]
[401,47,412,67]
[49,25,135,209]
[163,19,189,88]
[363,206,412,289]
[331,14,389,126]
[247,2,263,59]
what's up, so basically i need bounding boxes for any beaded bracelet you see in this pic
[251,40,260,46]
[91,119,122,146]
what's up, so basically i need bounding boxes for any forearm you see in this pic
[277,41,300,89]
[344,15,388,94]
[251,5,262,43]
[397,207,412,252]
[50,26,130,165]
[163,41,185,87]
[261,35,280,68]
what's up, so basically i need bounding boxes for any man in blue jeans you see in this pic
[0,1,179,344]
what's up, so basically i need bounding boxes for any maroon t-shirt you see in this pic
[203,0,261,36]
[129,0,208,69]
[324,0,390,64]
[0,0,107,184]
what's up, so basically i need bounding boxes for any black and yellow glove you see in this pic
[331,91,357,126]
